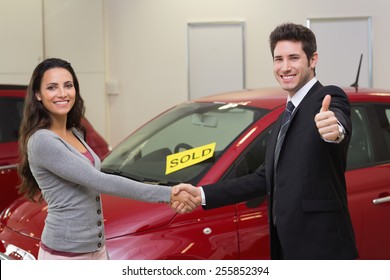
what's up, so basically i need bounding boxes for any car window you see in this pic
[382,108,390,153]
[0,97,24,143]
[223,125,273,180]
[221,124,273,207]
[102,103,269,185]
[347,106,375,169]
[371,104,390,161]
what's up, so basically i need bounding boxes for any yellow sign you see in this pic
[166,142,216,175]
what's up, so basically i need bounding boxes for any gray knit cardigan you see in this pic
[28,128,171,253]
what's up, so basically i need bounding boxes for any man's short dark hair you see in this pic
[269,22,317,61]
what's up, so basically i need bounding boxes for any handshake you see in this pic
[170,183,201,214]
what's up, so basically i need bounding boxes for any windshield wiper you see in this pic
[102,168,144,182]
[142,179,180,186]
[101,168,179,186]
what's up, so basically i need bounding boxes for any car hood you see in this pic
[0,194,176,240]
[101,194,176,239]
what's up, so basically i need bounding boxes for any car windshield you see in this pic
[102,102,269,185]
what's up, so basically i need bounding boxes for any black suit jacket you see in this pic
[202,82,358,259]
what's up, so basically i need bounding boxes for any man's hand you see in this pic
[170,183,201,214]
[315,95,341,141]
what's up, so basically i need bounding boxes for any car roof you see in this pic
[191,87,390,110]
[0,84,27,97]
[0,84,27,90]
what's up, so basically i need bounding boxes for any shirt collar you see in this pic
[288,77,317,109]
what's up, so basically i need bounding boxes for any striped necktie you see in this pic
[274,101,295,165]
[273,101,295,225]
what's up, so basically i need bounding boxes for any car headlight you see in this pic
[4,244,36,260]
[0,251,12,260]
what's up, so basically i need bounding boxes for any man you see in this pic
[173,23,358,260]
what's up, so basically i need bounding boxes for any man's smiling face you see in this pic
[273,40,318,96]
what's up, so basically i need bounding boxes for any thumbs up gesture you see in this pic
[320,94,331,113]
[314,95,341,141]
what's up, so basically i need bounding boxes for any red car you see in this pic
[1,87,390,260]
[0,85,110,212]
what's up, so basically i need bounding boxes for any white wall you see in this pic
[0,0,43,83]
[104,0,390,146]
[44,0,107,141]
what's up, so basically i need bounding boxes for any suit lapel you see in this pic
[294,81,323,112]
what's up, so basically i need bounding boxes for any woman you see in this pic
[17,58,199,260]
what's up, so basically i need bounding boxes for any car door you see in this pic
[346,104,390,259]
[220,124,274,259]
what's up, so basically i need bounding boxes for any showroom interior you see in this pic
[1,0,389,147]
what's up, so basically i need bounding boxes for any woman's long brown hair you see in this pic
[18,58,86,201]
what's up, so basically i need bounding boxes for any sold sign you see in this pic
[166,142,216,174]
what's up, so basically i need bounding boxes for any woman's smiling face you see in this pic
[35,67,76,119]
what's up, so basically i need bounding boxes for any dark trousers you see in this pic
[273,227,285,260]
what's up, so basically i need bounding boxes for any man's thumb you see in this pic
[320,95,331,113]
